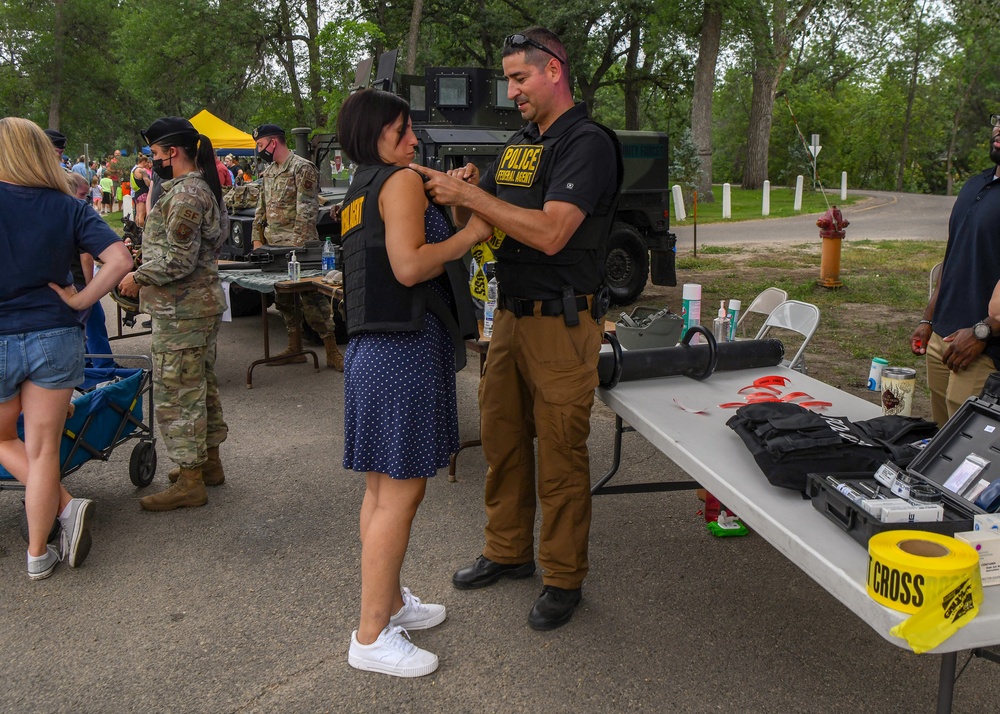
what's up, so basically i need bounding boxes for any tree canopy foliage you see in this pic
[1,0,995,194]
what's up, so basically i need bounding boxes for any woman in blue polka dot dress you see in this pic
[337,89,491,677]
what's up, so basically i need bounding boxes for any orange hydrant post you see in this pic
[817,205,849,288]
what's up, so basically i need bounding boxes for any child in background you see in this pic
[90,176,102,211]
[99,174,113,214]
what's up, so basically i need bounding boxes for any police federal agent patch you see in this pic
[340,194,365,237]
[495,145,542,187]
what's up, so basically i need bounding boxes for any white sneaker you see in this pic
[389,587,447,631]
[59,498,94,568]
[348,625,439,677]
[27,545,61,581]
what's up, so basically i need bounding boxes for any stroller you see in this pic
[0,355,156,541]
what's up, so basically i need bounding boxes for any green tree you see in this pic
[113,0,267,133]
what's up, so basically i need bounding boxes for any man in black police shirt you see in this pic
[414,27,623,631]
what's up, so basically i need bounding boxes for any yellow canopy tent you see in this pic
[189,110,256,155]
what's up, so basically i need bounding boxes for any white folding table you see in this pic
[595,366,1000,714]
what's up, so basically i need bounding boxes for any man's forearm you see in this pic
[463,189,576,256]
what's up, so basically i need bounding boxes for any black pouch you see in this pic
[727,402,938,492]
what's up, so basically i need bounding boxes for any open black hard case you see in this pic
[807,393,1000,549]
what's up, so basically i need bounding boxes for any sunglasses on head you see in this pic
[504,34,566,65]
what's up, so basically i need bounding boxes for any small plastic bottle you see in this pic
[483,264,497,338]
[288,250,301,281]
[712,300,730,343]
[681,283,701,343]
[727,299,741,341]
[322,238,336,272]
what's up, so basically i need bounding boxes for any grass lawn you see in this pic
[672,186,865,226]
[621,238,946,421]
[102,211,125,235]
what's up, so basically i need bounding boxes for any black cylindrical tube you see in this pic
[597,338,784,387]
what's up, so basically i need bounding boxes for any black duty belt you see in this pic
[502,294,589,318]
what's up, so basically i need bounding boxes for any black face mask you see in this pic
[151,156,173,181]
[258,140,275,163]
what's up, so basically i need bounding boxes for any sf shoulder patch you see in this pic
[340,194,365,237]
[494,145,543,187]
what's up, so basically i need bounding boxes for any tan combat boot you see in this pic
[168,446,224,486]
[140,466,208,511]
[323,336,344,372]
[268,329,308,366]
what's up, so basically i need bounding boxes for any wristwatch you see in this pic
[973,320,992,341]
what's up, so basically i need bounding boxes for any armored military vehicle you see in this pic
[224,52,677,306]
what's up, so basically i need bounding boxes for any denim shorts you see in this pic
[0,327,85,402]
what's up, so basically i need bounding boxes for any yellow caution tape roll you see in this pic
[867,530,983,653]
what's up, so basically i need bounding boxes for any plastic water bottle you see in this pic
[288,250,300,281]
[322,239,336,272]
[483,270,498,338]
[712,300,730,343]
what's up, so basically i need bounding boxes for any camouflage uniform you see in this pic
[252,152,334,338]
[135,172,228,469]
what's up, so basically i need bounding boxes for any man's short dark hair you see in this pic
[502,27,568,72]
[337,89,411,166]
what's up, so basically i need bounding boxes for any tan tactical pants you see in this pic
[926,332,997,425]
[479,303,602,589]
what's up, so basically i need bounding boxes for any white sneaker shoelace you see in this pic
[380,625,417,656]
[399,587,424,614]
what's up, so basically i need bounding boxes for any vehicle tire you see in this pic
[605,221,649,307]
[228,284,272,318]
[129,441,157,488]
[20,503,60,544]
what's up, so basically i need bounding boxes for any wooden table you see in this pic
[220,270,343,388]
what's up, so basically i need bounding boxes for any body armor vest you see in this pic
[340,164,477,370]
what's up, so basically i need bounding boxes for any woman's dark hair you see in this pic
[157,133,223,207]
[337,89,411,165]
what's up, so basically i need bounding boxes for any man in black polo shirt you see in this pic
[911,113,1000,425]
[414,26,622,631]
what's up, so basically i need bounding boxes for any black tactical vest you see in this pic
[340,164,477,370]
[492,108,623,298]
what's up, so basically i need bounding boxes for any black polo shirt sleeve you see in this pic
[543,128,617,216]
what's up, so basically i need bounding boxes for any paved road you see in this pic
[3,202,998,713]
[672,190,957,247]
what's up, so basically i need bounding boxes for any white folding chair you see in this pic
[735,287,788,338]
[754,300,820,373]
[929,262,943,300]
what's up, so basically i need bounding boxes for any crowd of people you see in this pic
[4,22,998,686]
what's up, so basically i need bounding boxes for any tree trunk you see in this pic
[691,0,722,202]
[47,0,65,130]
[945,58,986,196]
[276,0,304,122]
[740,0,819,190]
[405,0,424,74]
[742,60,781,190]
[624,26,641,130]
[305,0,323,129]
[896,40,922,191]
